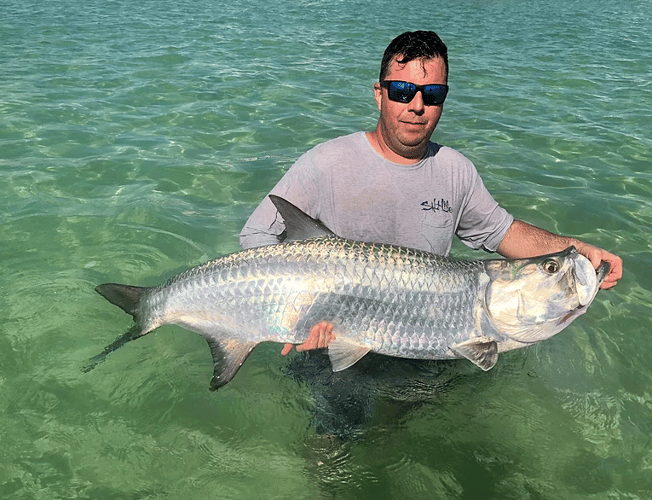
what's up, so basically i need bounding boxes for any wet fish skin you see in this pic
[90,195,608,389]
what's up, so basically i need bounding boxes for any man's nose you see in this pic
[408,91,425,113]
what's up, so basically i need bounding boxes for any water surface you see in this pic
[2,0,651,498]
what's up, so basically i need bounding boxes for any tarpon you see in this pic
[88,195,609,389]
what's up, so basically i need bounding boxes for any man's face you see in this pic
[373,56,447,161]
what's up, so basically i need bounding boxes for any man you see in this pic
[240,30,623,356]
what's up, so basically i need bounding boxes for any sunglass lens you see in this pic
[388,81,416,103]
[423,85,448,105]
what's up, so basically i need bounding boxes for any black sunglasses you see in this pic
[380,80,449,106]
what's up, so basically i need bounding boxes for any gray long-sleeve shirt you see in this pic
[240,132,513,255]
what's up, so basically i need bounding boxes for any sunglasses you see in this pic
[380,80,449,106]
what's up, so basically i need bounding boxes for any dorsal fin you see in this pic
[269,195,335,242]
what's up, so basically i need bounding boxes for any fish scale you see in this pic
[89,196,608,389]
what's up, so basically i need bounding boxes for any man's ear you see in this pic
[373,82,382,111]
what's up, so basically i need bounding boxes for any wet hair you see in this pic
[379,30,449,82]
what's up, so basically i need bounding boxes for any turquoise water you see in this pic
[2,0,651,497]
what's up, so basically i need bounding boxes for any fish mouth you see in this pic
[574,254,611,307]
[560,263,608,322]
[596,260,611,285]
[559,259,610,325]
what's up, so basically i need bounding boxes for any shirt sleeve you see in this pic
[238,195,285,249]
[455,166,514,252]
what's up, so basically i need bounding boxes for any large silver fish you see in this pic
[89,195,609,389]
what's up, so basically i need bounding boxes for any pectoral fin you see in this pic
[207,337,257,390]
[327,337,371,372]
[450,338,499,371]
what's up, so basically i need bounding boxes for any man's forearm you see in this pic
[496,219,575,259]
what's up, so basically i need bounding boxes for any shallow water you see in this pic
[2,0,652,498]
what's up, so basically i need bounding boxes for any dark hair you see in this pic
[379,30,449,82]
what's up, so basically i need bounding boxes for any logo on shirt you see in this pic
[421,198,452,213]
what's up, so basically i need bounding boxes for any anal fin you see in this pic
[207,337,258,390]
[327,337,371,372]
[450,338,499,371]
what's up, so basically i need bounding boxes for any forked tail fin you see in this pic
[89,283,257,390]
[84,283,151,372]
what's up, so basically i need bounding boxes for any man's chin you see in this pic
[396,135,428,153]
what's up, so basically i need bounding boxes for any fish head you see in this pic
[482,246,609,344]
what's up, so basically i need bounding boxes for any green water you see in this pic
[2,0,651,498]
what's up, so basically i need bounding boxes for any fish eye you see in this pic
[542,259,560,274]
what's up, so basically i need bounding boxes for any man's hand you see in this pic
[573,241,623,290]
[280,321,335,356]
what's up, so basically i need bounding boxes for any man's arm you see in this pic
[239,195,286,249]
[496,219,622,289]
